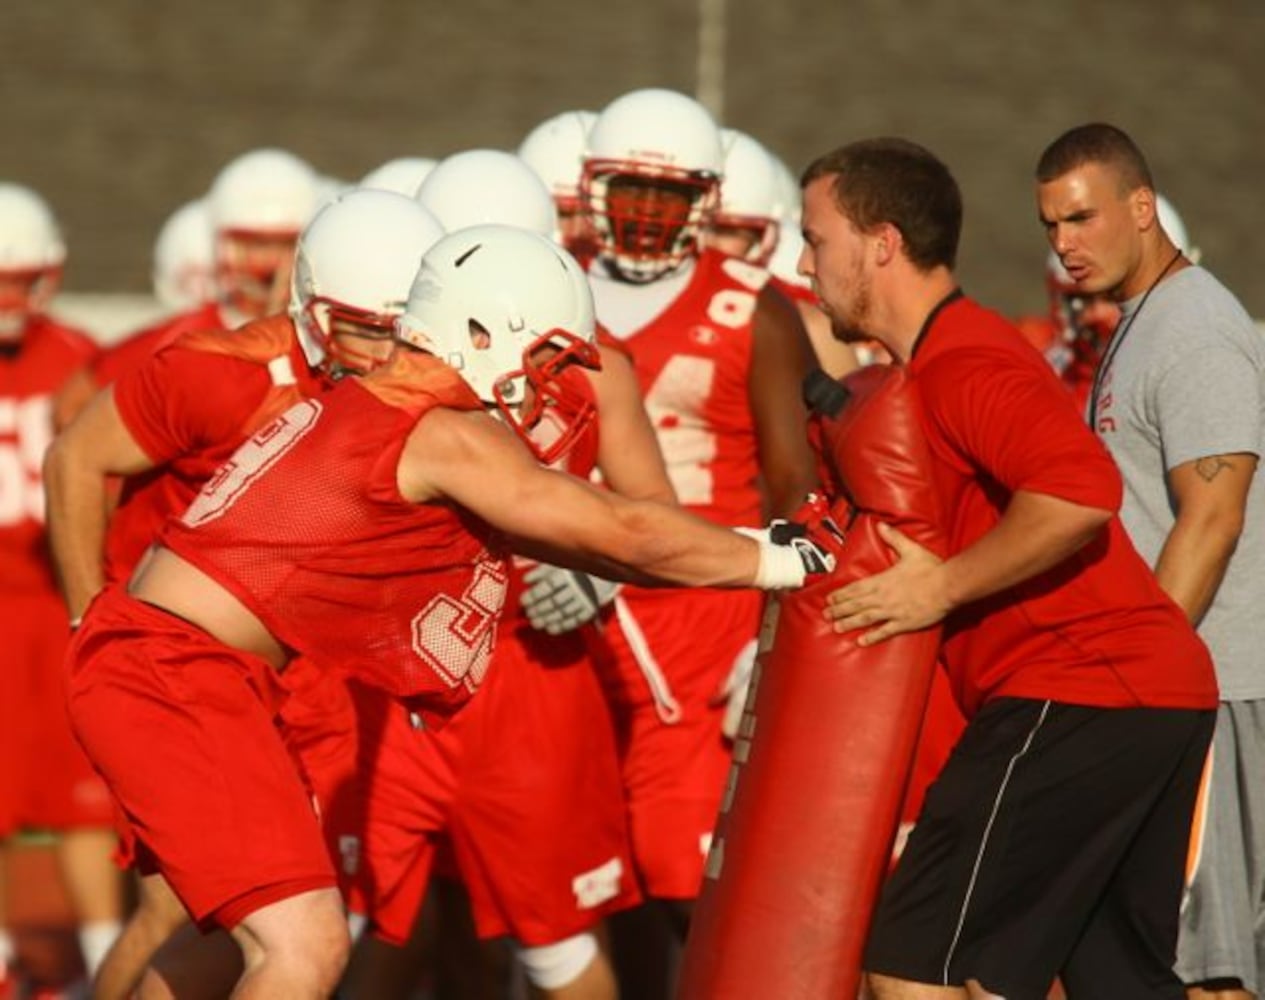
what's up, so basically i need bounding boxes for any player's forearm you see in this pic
[941,489,1111,610]
[43,448,110,619]
[552,495,761,589]
[1153,514,1240,625]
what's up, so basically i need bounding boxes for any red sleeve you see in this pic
[918,347,1122,512]
[113,344,272,465]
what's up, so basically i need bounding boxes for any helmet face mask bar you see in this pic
[298,295,400,378]
[492,329,600,465]
[581,164,719,283]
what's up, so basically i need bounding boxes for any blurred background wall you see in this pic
[2,0,1261,327]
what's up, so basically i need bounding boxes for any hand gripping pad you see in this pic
[679,366,948,1000]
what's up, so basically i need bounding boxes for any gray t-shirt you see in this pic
[1092,265,1265,699]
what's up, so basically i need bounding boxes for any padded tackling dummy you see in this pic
[678,365,948,1000]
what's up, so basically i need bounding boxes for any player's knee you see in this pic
[238,892,350,992]
[518,931,600,990]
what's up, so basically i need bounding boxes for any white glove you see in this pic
[740,520,836,590]
[716,638,758,740]
[521,564,621,635]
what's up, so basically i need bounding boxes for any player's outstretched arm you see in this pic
[398,406,820,591]
[43,386,155,619]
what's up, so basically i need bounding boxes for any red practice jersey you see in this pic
[0,316,97,593]
[92,303,227,389]
[910,293,1217,715]
[617,249,768,528]
[162,350,508,724]
[108,315,328,583]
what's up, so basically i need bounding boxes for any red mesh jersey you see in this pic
[620,249,768,528]
[161,349,508,724]
[92,303,226,388]
[0,317,98,593]
[108,315,329,582]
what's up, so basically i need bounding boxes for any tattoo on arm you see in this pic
[1194,456,1234,482]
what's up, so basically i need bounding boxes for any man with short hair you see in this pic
[1037,122,1265,1000]
[802,137,1218,999]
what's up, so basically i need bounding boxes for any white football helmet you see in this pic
[415,150,557,238]
[152,199,215,312]
[767,220,811,290]
[396,224,599,463]
[0,183,66,339]
[518,111,599,254]
[769,153,802,224]
[581,88,724,282]
[207,148,321,235]
[207,148,322,320]
[289,188,445,376]
[1156,193,1199,263]
[518,111,597,208]
[709,129,782,265]
[359,157,439,197]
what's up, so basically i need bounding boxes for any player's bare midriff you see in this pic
[126,545,289,670]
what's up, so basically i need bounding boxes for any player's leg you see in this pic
[449,632,636,1000]
[55,826,124,979]
[135,924,241,1000]
[228,887,349,999]
[93,870,189,1000]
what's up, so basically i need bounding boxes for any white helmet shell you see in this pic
[207,148,321,234]
[713,129,783,264]
[517,111,597,200]
[769,154,802,224]
[152,199,215,311]
[397,224,594,406]
[717,129,781,221]
[0,183,66,270]
[585,88,723,176]
[289,188,446,369]
[1156,193,1197,261]
[359,157,439,198]
[415,150,557,238]
[767,221,811,290]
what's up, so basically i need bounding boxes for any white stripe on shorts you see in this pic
[942,699,1052,985]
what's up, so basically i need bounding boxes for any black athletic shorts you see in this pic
[863,697,1214,1000]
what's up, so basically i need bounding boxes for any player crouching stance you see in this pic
[64,225,829,999]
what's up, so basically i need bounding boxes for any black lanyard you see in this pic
[1087,249,1184,429]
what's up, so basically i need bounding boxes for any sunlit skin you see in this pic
[797,176,876,345]
[1036,162,1172,302]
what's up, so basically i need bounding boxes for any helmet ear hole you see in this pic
[468,319,491,351]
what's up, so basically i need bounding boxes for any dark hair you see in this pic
[1035,123,1153,193]
[801,137,961,270]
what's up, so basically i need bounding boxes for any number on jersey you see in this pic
[182,399,323,528]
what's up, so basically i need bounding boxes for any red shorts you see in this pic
[448,623,641,946]
[276,656,361,895]
[593,586,763,899]
[344,680,458,945]
[0,588,113,835]
[65,586,335,929]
